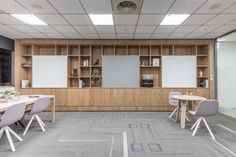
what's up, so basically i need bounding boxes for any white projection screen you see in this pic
[162,56,196,88]
[102,56,140,88]
[32,56,67,88]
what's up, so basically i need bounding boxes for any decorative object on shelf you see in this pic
[142,74,154,87]
[91,68,101,84]
[21,80,29,88]
[93,58,100,66]
[72,68,78,77]
[79,80,85,88]
[21,63,32,68]
[199,80,208,88]
[152,58,160,67]
[199,70,203,77]
[83,60,89,66]
[141,60,147,66]
[61,48,67,55]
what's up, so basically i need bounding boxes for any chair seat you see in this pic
[188,110,196,115]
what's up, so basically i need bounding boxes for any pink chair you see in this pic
[188,100,218,139]
[23,97,50,135]
[0,102,26,151]
[169,92,181,119]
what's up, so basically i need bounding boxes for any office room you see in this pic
[0,0,236,156]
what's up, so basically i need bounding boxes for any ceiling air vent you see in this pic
[112,0,143,14]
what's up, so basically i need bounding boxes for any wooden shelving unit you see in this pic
[19,42,210,89]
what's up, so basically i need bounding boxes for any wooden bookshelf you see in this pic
[16,39,213,112]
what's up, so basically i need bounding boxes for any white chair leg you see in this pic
[37,116,46,127]
[191,118,200,130]
[192,118,202,136]
[185,115,190,122]
[169,108,177,118]
[23,115,36,136]
[0,128,4,139]
[5,127,15,152]
[202,118,215,140]
[35,115,45,132]
[7,127,23,141]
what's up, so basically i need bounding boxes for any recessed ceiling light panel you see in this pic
[160,14,190,25]
[89,14,114,25]
[11,14,47,25]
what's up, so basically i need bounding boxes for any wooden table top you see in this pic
[171,95,206,101]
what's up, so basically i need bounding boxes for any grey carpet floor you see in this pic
[0,112,235,157]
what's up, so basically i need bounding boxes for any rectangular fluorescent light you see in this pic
[160,14,190,25]
[89,14,113,25]
[11,14,47,25]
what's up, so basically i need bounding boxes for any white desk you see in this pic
[0,95,55,122]
[171,95,206,129]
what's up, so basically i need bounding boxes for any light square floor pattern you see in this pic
[0,112,236,157]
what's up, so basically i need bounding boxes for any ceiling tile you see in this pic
[154,26,177,34]
[182,14,216,25]
[48,0,85,14]
[0,0,30,13]
[99,34,116,39]
[138,14,164,25]
[196,0,236,13]
[185,33,204,39]
[74,26,96,34]
[46,33,65,38]
[223,3,236,13]
[53,26,77,33]
[63,14,92,25]
[16,0,57,14]
[169,0,206,14]
[117,34,133,39]
[26,32,48,38]
[116,26,135,34]
[206,14,236,25]
[0,14,24,25]
[10,25,39,33]
[95,26,115,34]
[0,23,31,39]
[201,33,220,38]
[31,25,58,33]
[168,33,187,39]
[63,33,83,39]
[228,19,236,25]
[141,0,174,13]
[82,33,100,39]
[114,14,138,25]
[80,0,112,13]
[135,26,156,33]
[192,25,218,33]
[134,33,151,39]
[151,33,169,39]
[37,14,69,25]
[212,25,236,34]
[173,26,198,33]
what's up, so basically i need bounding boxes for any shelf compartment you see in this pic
[197,45,208,55]
[79,78,90,87]
[103,45,114,55]
[68,45,79,56]
[80,56,90,66]
[92,45,102,67]
[174,45,196,55]
[140,45,150,56]
[33,45,55,55]
[128,45,139,55]
[151,45,161,56]
[162,45,173,55]
[21,45,32,56]
[56,45,67,55]
[140,56,150,66]
[140,68,161,88]
[68,56,79,77]
[80,45,91,56]
[68,78,79,88]
[115,45,127,55]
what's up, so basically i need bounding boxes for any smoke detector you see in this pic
[112,0,143,14]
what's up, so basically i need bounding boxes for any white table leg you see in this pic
[180,100,187,129]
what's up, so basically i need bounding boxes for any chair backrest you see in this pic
[0,102,26,127]
[169,92,181,106]
[30,97,50,115]
[195,100,218,117]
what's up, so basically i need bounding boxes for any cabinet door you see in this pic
[68,89,90,107]
[196,89,209,99]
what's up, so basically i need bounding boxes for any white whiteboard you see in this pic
[102,56,140,88]
[162,56,196,88]
[32,56,67,88]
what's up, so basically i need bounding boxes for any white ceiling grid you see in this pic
[0,0,235,39]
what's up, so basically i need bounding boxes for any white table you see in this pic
[171,95,206,129]
[0,95,55,122]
